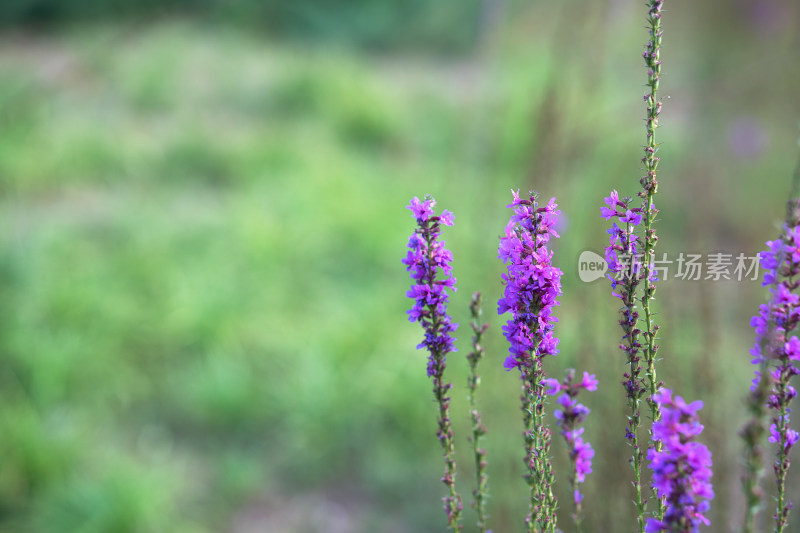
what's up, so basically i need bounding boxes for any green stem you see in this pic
[521,354,557,533]
[621,219,646,533]
[639,0,665,521]
[467,293,490,533]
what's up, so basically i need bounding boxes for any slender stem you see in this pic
[639,0,666,521]
[629,411,645,533]
[620,219,646,533]
[467,293,490,533]
[523,357,558,533]
[522,370,537,533]
[521,354,557,533]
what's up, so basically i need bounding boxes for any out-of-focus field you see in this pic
[0,1,798,531]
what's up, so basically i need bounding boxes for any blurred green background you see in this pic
[0,0,798,531]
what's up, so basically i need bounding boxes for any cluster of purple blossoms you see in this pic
[750,205,800,529]
[403,195,463,529]
[645,389,714,533]
[403,196,458,377]
[601,190,647,432]
[546,371,597,506]
[498,190,563,371]
[602,189,652,292]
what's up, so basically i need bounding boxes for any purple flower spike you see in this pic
[498,191,563,370]
[645,389,714,533]
[552,369,596,530]
[403,196,458,376]
[498,190,562,531]
[403,195,463,529]
[603,192,645,288]
[748,199,800,532]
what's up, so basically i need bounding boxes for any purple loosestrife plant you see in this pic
[546,370,597,533]
[749,197,800,533]
[403,195,463,531]
[645,389,714,533]
[466,292,491,533]
[740,177,799,533]
[602,190,649,532]
[601,0,667,525]
[498,190,562,533]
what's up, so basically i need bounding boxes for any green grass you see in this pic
[0,5,797,531]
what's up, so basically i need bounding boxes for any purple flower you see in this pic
[403,195,464,528]
[646,389,714,533]
[620,210,643,225]
[769,419,800,450]
[403,196,458,376]
[544,378,563,395]
[579,371,598,391]
[497,191,563,370]
[786,337,800,361]
[439,209,455,226]
[407,196,435,221]
[602,193,645,290]
[601,190,620,219]
[499,190,563,530]
[749,206,800,530]
[552,369,596,513]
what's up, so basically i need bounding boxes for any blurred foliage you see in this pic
[0,0,482,53]
[0,0,797,531]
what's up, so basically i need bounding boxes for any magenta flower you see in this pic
[548,369,597,528]
[749,203,800,531]
[403,196,458,376]
[602,194,646,298]
[578,371,598,391]
[601,190,621,219]
[645,389,714,533]
[403,195,463,529]
[769,420,800,449]
[620,210,643,225]
[497,190,563,371]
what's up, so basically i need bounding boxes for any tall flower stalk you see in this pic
[639,0,666,468]
[740,166,799,532]
[546,370,598,533]
[602,191,648,531]
[602,1,667,525]
[645,389,714,533]
[749,194,800,533]
[403,195,463,531]
[498,190,562,533]
[466,292,491,533]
